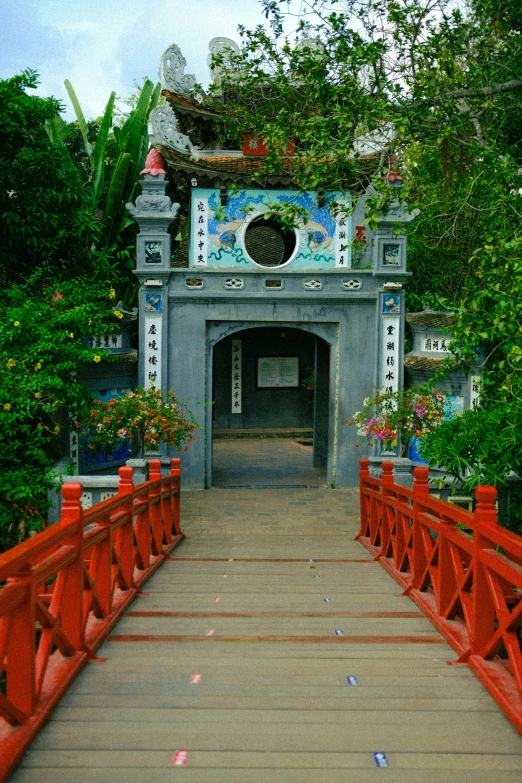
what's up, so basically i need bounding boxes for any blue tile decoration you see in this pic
[382,294,400,314]
[144,293,163,312]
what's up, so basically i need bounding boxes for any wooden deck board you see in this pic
[10,488,522,781]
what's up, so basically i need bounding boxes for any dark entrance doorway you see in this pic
[211,326,329,487]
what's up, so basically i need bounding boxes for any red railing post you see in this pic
[148,459,162,482]
[5,568,35,719]
[58,483,84,651]
[117,466,135,590]
[171,458,181,537]
[148,459,163,556]
[412,466,430,589]
[359,459,370,538]
[471,485,498,656]
[380,461,395,559]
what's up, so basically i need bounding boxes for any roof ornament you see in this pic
[207,37,240,85]
[159,43,196,96]
[140,148,167,176]
[294,38,325,55]
[148,103,200,158]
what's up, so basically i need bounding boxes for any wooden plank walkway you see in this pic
[10,488,522,782]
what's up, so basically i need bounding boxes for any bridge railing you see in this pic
[0,458,182,781]
[358,458,522,734]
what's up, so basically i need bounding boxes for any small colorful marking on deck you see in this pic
[374,752,389,768]
[324,597,331,603]
[222,574,228,578]
[205,629,215,636]
[228,558,234,562]
[173,751,188,766]
[190,674,201,684]
[213,597,221,603]
[335,629,345,636]
[347,676,359,686]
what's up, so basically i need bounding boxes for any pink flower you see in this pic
[117,428,127,437]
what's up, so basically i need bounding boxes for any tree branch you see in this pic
[446,77,522,100]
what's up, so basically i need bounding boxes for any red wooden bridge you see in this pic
[0,458,521,781]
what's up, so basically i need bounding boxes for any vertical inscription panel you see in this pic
[231,339,242,414]
[144,316,163,389]
[192,196,208,266]
[335,202,351,269]
[381,316,400,396]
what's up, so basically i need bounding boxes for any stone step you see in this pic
[213,428,313,440]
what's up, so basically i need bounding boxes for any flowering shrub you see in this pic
[83,387,199,457]
[347,386,447,456]
[0,274,123,551]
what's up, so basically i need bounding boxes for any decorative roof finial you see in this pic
[159,43,196,96]
[141,149,167,176]
[207,37,240,85]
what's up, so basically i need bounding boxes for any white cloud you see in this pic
[1,0,269,120]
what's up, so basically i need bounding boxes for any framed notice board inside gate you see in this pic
[257,357,299,388]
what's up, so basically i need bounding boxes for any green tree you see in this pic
[0,71,100,284]
[0,274,121,550]
[212,0,522,511]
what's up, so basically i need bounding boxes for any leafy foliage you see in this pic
[0,275,121,550]
[0,71,100,284]
[213,0,522,514]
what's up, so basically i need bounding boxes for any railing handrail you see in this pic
[358,457,522,735]
[0,457,183,782]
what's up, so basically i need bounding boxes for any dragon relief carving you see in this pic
[148,103,199,158]
[126,194,180,220]
[159,43,197,96]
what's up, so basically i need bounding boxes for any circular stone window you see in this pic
[244,216,297,267]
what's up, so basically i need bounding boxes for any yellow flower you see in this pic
[4,403,11,411]
[113,310,124,319]
[34,392,42,399]
[54,425,61,433]
[7,359,16,368]
[109,288,116,299]
[13,321,20,327]
[36,423,43,429]
[69,333,74,339]
[93,355,102,363]
[34,362,42,371]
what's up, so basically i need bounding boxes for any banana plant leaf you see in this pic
[64,80,93,159]
[91,91,116,205]
[101,152,132,248]
[44,115,72,145]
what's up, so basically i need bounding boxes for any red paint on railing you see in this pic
[358,458,522,734]
[0,458,183,781]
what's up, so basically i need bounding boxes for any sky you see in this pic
[0,0,282,120]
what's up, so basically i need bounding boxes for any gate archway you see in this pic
[205,322,336,488]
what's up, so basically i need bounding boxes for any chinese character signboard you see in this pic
[231,339,242,414]
[335,203,351,268]
[145,315,162,389]
[469,374,481,408]
[192,197,208,266]
[422,336,450,353]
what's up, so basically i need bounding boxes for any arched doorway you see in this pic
[209,326,331,488]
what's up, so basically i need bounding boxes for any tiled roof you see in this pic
[163,90,221,118]
[160,146,379,189]
[160,146,295,176]
[404,353,456,370]
[406,311,455,327]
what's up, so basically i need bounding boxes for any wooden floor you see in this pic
[11,488,522,781]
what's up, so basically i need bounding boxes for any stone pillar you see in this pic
[127,173,179,459]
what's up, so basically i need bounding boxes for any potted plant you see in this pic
[82,387,199,477]
[348,386,447,459]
